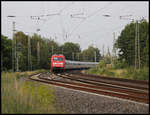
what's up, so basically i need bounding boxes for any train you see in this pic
[51,54,98,72]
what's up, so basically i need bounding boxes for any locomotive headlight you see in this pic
[53,63,63,65]
[53,63,57,65]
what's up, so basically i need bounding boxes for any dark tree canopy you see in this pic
[114,19,149,67]
[1,35,12,70]
[61,42,81,60]
[81,45,101,62]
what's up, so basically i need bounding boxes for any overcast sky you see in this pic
[2,1,149,54]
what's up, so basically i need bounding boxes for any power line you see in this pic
[69,2,112,37]
[87,2,112,18]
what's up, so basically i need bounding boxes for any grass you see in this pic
[88,66,149,81]
[2,70,65,114]
[122,66,149,80]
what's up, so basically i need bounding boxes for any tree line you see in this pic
[1,32,101,71]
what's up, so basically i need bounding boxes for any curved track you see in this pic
[29,72,149,104]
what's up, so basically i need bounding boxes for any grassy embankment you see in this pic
[88,65,149,81]
[2,69,65,114]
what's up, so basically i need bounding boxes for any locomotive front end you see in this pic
[51,55,65,72]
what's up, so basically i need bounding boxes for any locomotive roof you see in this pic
[52,54,64,57]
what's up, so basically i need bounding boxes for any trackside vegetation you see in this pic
[2,70,65,114]
[88,60,149,81]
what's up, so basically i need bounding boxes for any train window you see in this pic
[53,57,63,61]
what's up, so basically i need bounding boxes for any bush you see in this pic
[123,66,149,80]
[88,67,97,74]
[113,59,127,69]
[133,67,149,80]
[97,68,105,74]
[98,60,106,68]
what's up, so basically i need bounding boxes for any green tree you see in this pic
[115,19,149,67]
[81,45,101,62]
[1,35,12,71]
[61,42,81,60]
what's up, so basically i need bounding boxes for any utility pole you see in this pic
[135,21,138,69]
[78,53,80,61]
[1,52,3,72]
[28,36,31,71]
[112,32,116,57]
[137,21,140,69]
[12,21,16,72]
[14,25,17,71]
[37,42,40,66]
[72,52,74,61]
[16,45,19,72]
[134,21,141,69]
[52,46,54,55]
[12,22,14,72]
[95,51,96,62]
[112,32,116,67]
[16,42,21,72]
[7,16,16,72]
[135,20,141,69]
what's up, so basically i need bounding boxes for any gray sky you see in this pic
[2,1,149,54]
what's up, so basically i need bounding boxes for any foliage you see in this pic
[98,60,106,68]
[114,19,149,67]
[88,66,115,77]
[88,65,149,81]
[2,32,103,71]
[2,32,102,71]
[122,66,149,80]
[61,42,81,60]
[113,59,127,69]
[81,45,101,62]
[1,35,12,71]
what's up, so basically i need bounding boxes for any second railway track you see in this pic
[29,72,149,104]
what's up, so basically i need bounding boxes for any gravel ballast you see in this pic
[53,85,149,114]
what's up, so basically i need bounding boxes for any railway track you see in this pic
[61,72,149,90]
[29,72,149,104]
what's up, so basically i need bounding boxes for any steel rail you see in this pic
[63,73,149,90]
[75,73,149,85]
[55,74,149,96]
[28,73,149,104]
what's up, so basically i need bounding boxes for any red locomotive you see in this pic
[51,54,98,72]
[51,54,65,72]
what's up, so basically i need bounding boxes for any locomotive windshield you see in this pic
[53,57,63,61]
